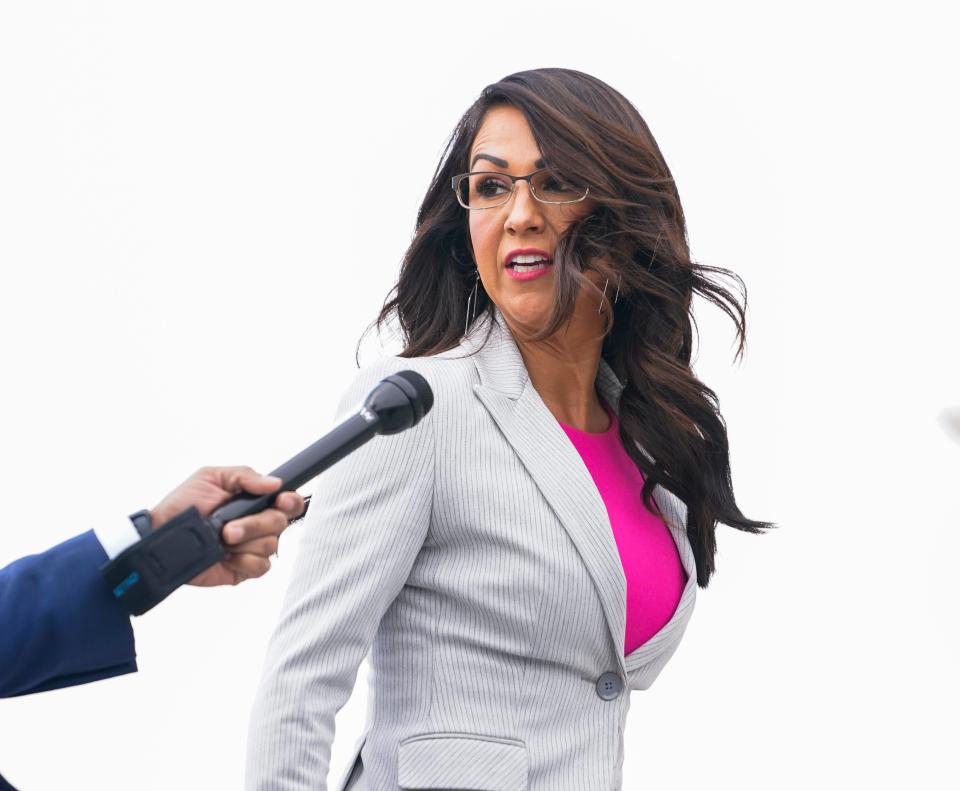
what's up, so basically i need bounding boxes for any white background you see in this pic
[1,2,957,789]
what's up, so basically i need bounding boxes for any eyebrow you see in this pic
[471,153,546,170]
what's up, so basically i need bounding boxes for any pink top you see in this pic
[558,399,687,655]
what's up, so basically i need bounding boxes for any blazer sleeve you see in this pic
[0,530,137,698]
[245,358,435,791]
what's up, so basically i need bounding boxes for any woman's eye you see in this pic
[476,178,510,197]
[542,177,572,192]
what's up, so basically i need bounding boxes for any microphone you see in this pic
[101,369,433,615]
[209,369,434,532]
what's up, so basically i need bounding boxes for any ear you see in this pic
[450,236,475,270]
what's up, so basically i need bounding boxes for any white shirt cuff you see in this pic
[93,515,142,560]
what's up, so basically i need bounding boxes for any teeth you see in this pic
[512,254,550,264]
[513,263,548,273]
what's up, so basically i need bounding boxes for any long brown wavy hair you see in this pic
[362,67,773,587]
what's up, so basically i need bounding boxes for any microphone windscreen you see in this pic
[393,370,434,416]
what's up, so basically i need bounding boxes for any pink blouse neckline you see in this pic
[557,398,617,437]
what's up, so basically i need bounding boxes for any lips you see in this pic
[503,247,553,269]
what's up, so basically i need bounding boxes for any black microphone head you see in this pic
[392,370,434,416]
[362,369,434,434]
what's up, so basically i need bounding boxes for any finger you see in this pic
[229,535,279,558]
[222,553,271,583]
[222,508,288,544]
[274,491,305,519]
[216,466,283,496]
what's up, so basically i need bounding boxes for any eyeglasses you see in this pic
[451,169,590,210]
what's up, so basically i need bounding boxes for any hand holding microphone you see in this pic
[101,370,434,614]
[148,467,305,587]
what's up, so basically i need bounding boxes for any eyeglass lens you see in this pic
[458,171,586,209]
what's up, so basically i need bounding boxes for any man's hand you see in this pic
[149,466,305,587]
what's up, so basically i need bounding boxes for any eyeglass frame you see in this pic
[450,169,591,210]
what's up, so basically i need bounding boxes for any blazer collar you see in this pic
[462,305,626,408]
[463,306,696,673]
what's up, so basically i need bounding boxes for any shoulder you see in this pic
[354,347,478,385]
[337,347,479,423]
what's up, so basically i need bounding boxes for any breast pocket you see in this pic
[397,732,528,791]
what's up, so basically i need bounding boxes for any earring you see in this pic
[597,278,609,315]
[597,273,622,314]
[465,268,479,335]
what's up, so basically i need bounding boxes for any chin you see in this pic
[500,294,556,335]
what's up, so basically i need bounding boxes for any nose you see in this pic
[503,180,544,235]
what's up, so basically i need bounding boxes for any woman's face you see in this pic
[467,105,601,336]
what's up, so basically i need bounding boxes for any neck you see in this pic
[509,313,609,433]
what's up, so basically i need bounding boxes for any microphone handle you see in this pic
[209,411,379,533]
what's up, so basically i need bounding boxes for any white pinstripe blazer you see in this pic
[245,306,697,791]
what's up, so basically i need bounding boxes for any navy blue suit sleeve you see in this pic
[0,530,137,697]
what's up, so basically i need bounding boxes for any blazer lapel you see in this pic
[592,337,698,669]
[464,307,698,673]
[465,308,630,672]
[624,485,698,671]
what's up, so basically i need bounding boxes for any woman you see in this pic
[246,68,771,791]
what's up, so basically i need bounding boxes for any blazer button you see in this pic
[595,672,623,701]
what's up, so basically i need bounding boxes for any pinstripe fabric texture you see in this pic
[398,733,527,791]
[245,306,697,791]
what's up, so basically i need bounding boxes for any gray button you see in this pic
[595,671,623,700]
